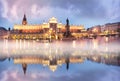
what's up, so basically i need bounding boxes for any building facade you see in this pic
[87,22,120,36]
[102,22,120,35]
[9,14,86,40]
[0,27,8,39]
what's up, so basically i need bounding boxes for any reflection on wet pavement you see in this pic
[0,37,120,75]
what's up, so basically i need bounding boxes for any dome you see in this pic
[0,27,7,31]
[49,17,57,23]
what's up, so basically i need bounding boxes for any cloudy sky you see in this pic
[0,0,120,29]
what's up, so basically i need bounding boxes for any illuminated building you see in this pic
[87,22,120,36]
[87,25,101,37]
[9,14,86,40]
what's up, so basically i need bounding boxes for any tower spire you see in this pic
[66,57,69,70]
[22,14,27,25]
[22,63,27,75]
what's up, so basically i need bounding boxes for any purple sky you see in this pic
[0,0,120,29]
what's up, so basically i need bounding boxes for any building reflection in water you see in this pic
[0,37,120,75]
[13,55,84,74]
[0,52,120,75]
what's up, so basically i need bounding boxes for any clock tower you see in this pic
[22,14,27,25]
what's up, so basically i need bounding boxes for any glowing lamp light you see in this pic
[93,28,98,33]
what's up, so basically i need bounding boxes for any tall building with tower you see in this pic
[22,14,27,25]
[9,14,86,40]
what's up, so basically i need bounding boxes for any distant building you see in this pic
[88,25,101,34]
[87,22,120,36]
[0,27,8,39]
[104,22,120,34]
[9,14,86,40]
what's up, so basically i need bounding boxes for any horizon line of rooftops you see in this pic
[13,13,120,29]
[14,15,84,26]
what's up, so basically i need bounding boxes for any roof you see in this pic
[0,27,7,31]
[49,17,57,23]
[23,14,27,21]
